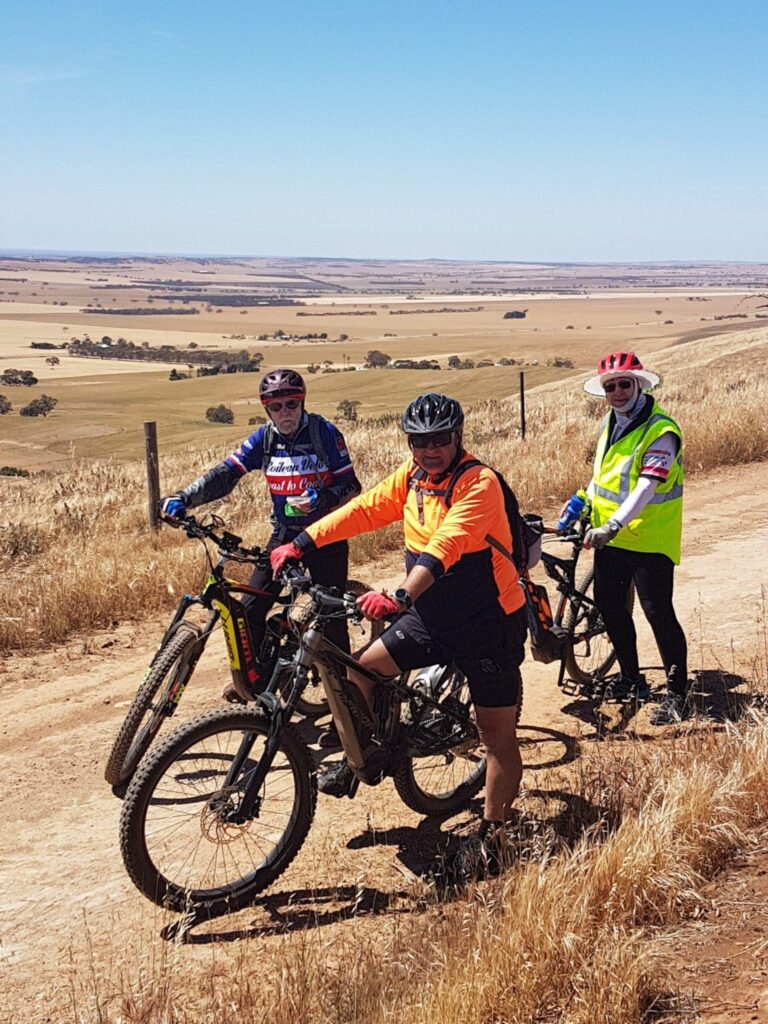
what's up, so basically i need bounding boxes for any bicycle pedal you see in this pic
[558,678,581,696]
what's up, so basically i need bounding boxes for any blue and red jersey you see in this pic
[225,413,360,533]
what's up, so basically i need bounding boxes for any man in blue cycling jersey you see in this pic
[161,368,361,702]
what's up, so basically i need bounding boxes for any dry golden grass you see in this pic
[3,352,768,655]
[53,689,768,1024]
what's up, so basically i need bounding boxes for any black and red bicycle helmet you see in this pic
[259,369,306,404]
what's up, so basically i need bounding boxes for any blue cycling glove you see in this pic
[161,495,187,520]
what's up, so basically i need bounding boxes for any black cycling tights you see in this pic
[593,546,688,692]
[242,536,351,660]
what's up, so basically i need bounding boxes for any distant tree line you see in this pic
[68,336,263,372]
[81,307,200,316]
[151,294,304,308]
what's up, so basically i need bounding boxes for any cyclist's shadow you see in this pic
[559,666,754,738]
[692,668,753,721]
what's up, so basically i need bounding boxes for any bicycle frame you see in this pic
[226,583,480,820]
[532,524,606,688]
[157,516,287,702]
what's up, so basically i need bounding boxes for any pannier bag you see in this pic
[521,572,568,664]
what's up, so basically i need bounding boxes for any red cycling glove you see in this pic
[270,542,302,575]
[357,591,400,621]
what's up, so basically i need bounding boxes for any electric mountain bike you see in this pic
[522,515,634,694]
[119,565,486,917]
[104,515,373,790]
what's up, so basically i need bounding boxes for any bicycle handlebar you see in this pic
[161,513,269,565]
[278,561,363,620]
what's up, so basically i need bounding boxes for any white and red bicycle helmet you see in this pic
[584,351,660,396]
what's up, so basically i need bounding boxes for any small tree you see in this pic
[447,355,461,369]
[337,399,361,422]
[45,356,60,368]
[20,395,58,417]
[0,395,11,415]
[364,350,391,368]
[206,404,234,424]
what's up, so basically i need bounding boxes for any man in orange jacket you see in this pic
[271,393,528,881]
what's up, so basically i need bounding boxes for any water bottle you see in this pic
[556,489,588,532]
[285,488,318,518]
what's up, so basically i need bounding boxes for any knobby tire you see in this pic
[120,706,316,916]
[104,623,201,789]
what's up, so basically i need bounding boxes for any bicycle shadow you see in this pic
[517,723,581,770]
[171,881,410,944]
[559,693,649,740]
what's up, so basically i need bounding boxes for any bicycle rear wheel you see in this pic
[120,707,316,915]
[563,568,635,687]
[105,623,201,789]
[394,668,487,816]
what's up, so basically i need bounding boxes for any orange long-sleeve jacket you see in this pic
[296,453,524,629]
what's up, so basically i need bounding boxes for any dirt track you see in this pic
[2,461,767,1021]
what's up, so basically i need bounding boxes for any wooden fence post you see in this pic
[519,371,526,440]
[144,421,160,530]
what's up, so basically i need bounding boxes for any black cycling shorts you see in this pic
[380,605,527,708]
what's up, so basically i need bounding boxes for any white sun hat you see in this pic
[583,351,661,396]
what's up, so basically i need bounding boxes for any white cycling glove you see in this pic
[583,520,621,550]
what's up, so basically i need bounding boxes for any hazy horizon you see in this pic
[2,248,767,267]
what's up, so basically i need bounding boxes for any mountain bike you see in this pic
[522,516,634,694]
[119,566,486,917]
[104,515,373,790]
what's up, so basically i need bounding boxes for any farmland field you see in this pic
[1,253,767,468]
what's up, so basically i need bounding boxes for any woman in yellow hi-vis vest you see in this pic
[563,351,689,724]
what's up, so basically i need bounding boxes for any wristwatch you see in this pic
[393,588,412,610]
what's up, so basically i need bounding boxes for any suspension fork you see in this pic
[220,652,308,821]
[221,701,294,823]
[152,595,204,664]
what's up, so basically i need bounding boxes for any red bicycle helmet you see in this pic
[259,369,306,404]
[584,351,660,396]
[597,351,645,376]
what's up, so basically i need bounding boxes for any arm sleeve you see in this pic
[179,462,241,508]
[639,431,679,481]
[612,475,659,527]
[315,422,362,512]
[416,469,502,575]
[296,462,410,550]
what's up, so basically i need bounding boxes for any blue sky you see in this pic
[1,1,767,261]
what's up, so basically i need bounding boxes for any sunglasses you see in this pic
[266,398,301,412]
[409,431,454,449]
[604,379,634,394]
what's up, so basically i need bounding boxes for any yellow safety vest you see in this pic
[590,400,683,564]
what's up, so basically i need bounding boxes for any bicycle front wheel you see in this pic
[394,668,487,816]
[563,568,635,686]
[120,707,316,915]
[105,623,201,789]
